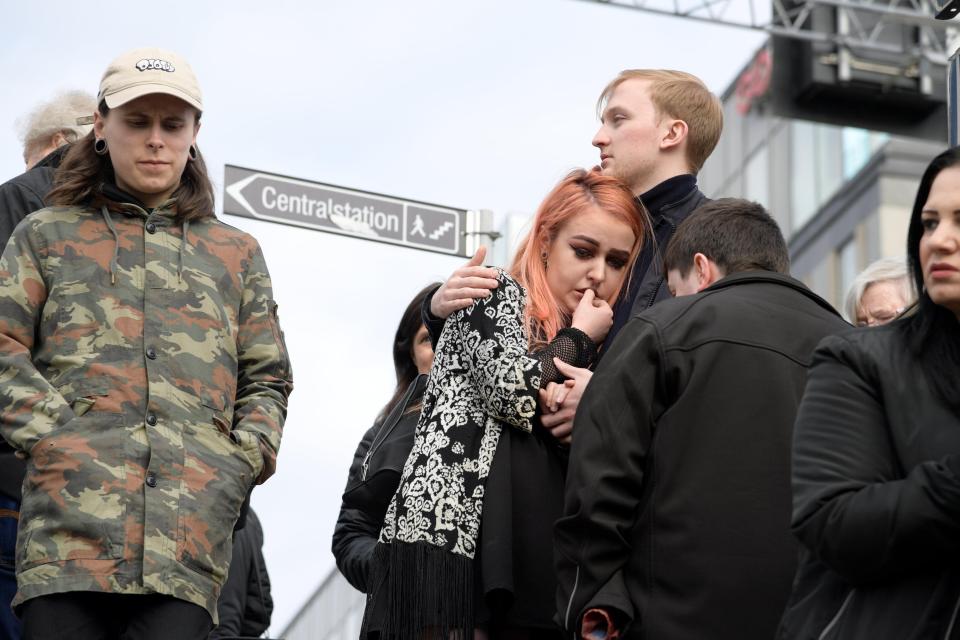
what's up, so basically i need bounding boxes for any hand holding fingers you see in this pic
[553,359,594,386]
[546,419,573,441]
[538,387,554,414]
[554,379,576,407]
[541,381,564,412]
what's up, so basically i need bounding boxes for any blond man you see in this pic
[534,71,724,442]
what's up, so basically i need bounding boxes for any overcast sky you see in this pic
[1,0,768,632]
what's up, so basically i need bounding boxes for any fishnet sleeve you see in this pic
[533,327,597,386]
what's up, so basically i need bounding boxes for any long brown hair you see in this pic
[47,102,215,221]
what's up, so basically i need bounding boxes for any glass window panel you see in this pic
[790,120,818,229]
[837,236,858,304]
[816,124,844,206]
[744,145,770,207]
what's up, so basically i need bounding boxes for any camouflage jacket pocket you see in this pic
[18,411,128,571]
[176,407,253,583]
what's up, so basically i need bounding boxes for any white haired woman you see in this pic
[843,256,914,327]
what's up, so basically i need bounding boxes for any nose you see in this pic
[927,219,960,257]
[592,125,609,149]
[146,122,165,149]
[586,258,606,287]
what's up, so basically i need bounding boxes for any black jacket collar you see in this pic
[704,270,843,318]
[637,174,698,218]
[35,144,70,170]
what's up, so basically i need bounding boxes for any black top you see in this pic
[210,508,273,639]
[333,376,428,593]
[556,271,847,640]
[0,145,67,248]
[779,320,960,640]
[606,174,707,352]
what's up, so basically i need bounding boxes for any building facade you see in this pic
[700,44,943,316]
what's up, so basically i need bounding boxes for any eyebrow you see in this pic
[600,106,627,123]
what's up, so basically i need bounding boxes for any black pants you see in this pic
[20,592,213,640]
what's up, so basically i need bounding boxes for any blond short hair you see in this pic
[598,70,723,174]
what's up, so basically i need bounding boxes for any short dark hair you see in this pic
[663,198,789,277]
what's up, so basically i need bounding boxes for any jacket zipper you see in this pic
[361,378,422,481]
[944,592,960,639]
[642,217,675,311]
[564,565,581,633]
[818,589,855,640]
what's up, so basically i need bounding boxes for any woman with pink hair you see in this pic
[364,169,648,639]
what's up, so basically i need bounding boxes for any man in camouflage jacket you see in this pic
[0,196,293,622]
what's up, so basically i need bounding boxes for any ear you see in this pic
[192,119,201,144]
[93,111,105,137]
[51,132,69,149]
[660,118,689,153]
[693,253,722,291]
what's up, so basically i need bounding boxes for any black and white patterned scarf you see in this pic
[371,269,541,636]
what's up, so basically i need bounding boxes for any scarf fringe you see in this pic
[364,540,475,639]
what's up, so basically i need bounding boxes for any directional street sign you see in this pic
[223,165,468,257]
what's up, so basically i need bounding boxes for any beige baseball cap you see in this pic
[97,47,202,111]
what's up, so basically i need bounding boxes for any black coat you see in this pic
[555,271,847,640]
[0,145,67,500]
[605,174,708,351]
[210,508,273,639]
[332,375,427,593]
[778,323,960,640]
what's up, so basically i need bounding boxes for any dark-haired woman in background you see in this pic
[332,283,438,594]
[778,146,960,639]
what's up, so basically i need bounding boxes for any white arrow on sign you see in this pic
[225,172,380,237]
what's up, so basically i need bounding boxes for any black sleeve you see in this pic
[533,327,597,384]
[0,181,44,249]
[791,334,960,586]
[241,511,272,636]
[331,422,381,592]
[555,317,664,635]
[420,285,445,348]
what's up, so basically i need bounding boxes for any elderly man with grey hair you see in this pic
[0,91,95,246]
[844,256,915,327]
[18,90,96,170]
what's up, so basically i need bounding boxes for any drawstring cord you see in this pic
[101,203,185,285]
[100,206,120,285]
[179,219,189,282]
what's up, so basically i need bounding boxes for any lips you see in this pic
[929,262,959,278]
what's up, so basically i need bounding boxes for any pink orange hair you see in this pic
[510,169,648,346]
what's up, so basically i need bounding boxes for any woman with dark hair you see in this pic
[778,147,960,639]
[332,283,438,593]
[0,48,292,640]
[365,169,648,640]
